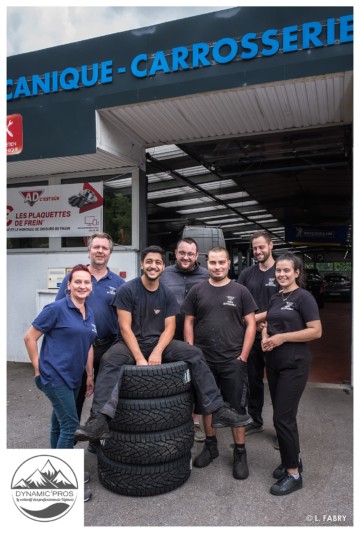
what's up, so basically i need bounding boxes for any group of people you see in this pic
[24,230,322,500]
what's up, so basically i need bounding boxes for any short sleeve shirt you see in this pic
[56,268,125,338]
[266,288,320,357]
[238,264,279,312]
[112,277,180,351]
[181,280,258,363]
[33,296,97,389]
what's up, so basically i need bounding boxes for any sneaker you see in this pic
[194,423,206,442]
[211,405,252,428]
[87,441,100,454]
[75,413,110,442]
[245,423,264,435]
[193,440,219,468]
[270,473,303,496]
[233,448,249,480]
[84,471,90,484]
[84,485,92,502]
[273,459,303,479]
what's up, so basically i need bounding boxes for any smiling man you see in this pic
[238,230,279,436]
[75,245,252,442]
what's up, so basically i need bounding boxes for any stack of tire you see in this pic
[97,361,194,497]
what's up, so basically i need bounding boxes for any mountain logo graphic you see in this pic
[11,455,78,522]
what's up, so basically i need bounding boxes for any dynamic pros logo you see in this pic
[11,454,78,522]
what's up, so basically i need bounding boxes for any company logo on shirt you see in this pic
[107,286,117,295]
[266,278,277,287]
[91,323,97,334]
[154,309,161,315]
[281,302,295,311]
[223,296,236,307]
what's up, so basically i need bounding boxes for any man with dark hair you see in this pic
[182,246,257,479]
[75,246,252,442]
[238,230,279,435]
[161,237,210,441]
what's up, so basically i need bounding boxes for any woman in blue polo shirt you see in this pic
[24,264,97,449]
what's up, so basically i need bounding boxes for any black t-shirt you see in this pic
[112,277,180,351]
[266,287,320,357]
[238,263,279,312]
[181,280,258,363]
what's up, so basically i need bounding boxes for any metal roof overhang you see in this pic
[7,70,353,251]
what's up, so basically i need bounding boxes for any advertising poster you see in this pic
[7,182,103,237]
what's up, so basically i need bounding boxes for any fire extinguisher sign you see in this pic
[7,114,23,156]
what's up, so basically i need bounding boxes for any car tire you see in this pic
[110,391,194,433]
[119,361,192,399]
[101,420,194,464]
[97,448,192,497]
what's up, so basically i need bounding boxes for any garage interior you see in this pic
[102,70,353,385]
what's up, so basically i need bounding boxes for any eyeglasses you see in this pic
[177,251,196,258]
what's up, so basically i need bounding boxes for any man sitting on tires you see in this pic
[75,246,252,442]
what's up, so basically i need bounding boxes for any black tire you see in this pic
[110,391,193,433]
[101,420,194,464]
[119,362,192,399]
[97,449,192,496]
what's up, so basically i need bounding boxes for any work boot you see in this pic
[273,458,303,479]
[211,405,252,428]
[84,484,92,502]
[75,413,110,442]
[193,439,219,468]
[233,448,249,479]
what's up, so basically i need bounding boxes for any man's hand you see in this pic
[136,357,148,366]
[85,377,94,397]
[148,348,162,366]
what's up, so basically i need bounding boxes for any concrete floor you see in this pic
[7,361,353,527]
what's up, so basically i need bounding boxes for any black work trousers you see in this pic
[247,337,266,426]
[91,339,224,419]
[266,345,311,469]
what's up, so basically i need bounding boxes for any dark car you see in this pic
[323,273,352,302]
[304,269,325,308]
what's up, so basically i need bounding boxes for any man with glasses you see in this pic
[161,238,209,441]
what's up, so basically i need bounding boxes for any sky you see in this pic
[6,4,232,57]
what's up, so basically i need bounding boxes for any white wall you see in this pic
[7,249,139,362]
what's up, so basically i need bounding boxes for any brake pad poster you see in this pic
[7,183,103,237]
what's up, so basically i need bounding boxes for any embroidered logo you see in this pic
[266,277,277,287]
[281,301,295,311]
[154,309,161,315]
[107,286,117,295]
[223,296,236,307]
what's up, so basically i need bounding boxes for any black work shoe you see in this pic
[233,448,249,479]
[211,405,252,428]
[245,423,264,435]
[273,458,303,479]
[193,441,219,468]
[270,473,303,496]
[75,414,110,442]
[84,471,90,484]
[84,485,92,502]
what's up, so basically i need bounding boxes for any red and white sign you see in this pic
[7,114,23,156]
[7,182,103,237]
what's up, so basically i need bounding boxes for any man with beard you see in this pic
[238,230,279,435]
[161,237,209,441]
[75,246,252,442]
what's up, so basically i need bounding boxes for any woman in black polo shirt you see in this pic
[262,253,322,496]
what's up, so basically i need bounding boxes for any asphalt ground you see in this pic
[6,362,353,528]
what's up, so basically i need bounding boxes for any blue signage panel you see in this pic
[285,225,348,245]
